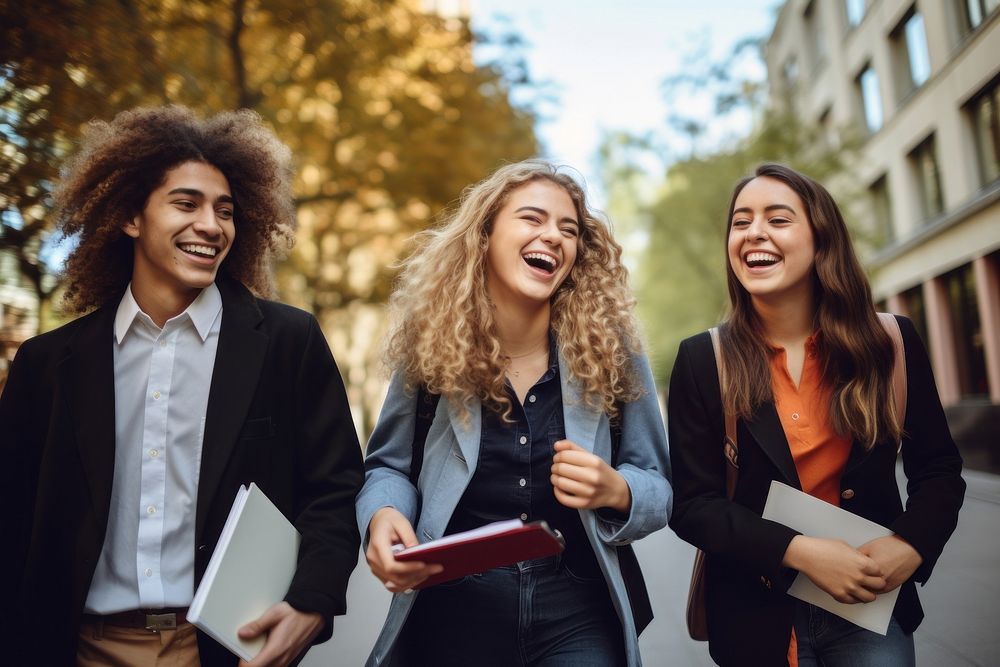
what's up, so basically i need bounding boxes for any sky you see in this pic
[467,0,782,206]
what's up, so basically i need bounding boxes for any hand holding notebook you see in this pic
[392,519,565,589]
[188,483,301,661]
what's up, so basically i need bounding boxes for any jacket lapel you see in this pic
[559,354,602,455]
[446,393,482,473]
[60,305,118,531]
[744,400,802,489]
[195,278,268,542]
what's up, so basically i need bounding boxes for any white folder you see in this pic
[762,480,899,635]
[188,483,301,661]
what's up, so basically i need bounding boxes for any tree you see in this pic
[601,38,858,383]
[1,0,167,324]
[2,0,540,430]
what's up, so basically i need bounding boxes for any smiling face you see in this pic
[727,176,816,307]
[485,179,580,311]
[124,160,235,315]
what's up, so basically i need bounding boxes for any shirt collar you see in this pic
[114,282,223,344]
[767,330,822,354]
[114,286,143,344]
[185,282,224,341]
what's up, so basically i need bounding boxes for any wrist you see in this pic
[609,473,632,513]
[782,534,809,571]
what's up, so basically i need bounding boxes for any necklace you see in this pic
[506,341,548,378]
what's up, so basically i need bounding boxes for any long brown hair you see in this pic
[720,163,900,448]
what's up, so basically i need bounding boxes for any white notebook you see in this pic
[188,483,301,661]
[762,480,899,635]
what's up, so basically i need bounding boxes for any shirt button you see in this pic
[152,391,161,400]
[519,478,526,487]
[841,489,855,500]
[159,340,167,348]
[791,412,799,420]
[147,505,156,514]
[520,513,528,521]
[149,449,159,458]
[144,568,153,577]
[519,436,527,445]
[528,395,537,403]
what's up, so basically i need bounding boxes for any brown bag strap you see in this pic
[709,327,738,499]
[876,312,907,448]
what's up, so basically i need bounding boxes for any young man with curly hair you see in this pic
[0,106,363,666]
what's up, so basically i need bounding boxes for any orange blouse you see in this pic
[769,334,852,507]
[769,334,853,666]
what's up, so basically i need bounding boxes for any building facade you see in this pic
[766,0,1000,471]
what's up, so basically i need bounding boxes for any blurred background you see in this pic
[2,0,997,470]
[3,1,999,665]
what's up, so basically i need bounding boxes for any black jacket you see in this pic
[0,277,364,665]
[667,316,965,666]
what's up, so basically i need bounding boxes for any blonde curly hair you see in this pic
[386,160,643,420]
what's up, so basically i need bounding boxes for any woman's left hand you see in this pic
[551,439,631,512]
[858,534,923,593]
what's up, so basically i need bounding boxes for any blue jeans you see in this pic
[394,555,625,666]
[794,602,915,666]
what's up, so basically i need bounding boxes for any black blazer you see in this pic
[0,277,364,666]
[667,316,965,666]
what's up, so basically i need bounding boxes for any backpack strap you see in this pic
[409,385,441,486]
[709,327,739,498]
[877,312,907,424]
[876,312,907,446]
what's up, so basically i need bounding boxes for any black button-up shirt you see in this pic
[446,338,600,578]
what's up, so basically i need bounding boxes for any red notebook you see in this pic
[393,519,565,589]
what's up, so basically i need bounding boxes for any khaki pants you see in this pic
[77,617,200,667]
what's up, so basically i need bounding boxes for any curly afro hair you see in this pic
[54,105,296,313]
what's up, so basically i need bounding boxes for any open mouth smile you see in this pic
[745,251,781,268]
[178,243,220,259]
[523,252,559,275]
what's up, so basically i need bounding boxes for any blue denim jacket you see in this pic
[356,351,672,667]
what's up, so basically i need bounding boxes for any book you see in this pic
[392,518,565,589]
[187,483,301,661]
[761,480,900,635]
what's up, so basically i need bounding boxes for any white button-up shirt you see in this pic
[84,283,222,614]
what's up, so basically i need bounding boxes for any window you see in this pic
[890,8,931,100]
[944,263,988,398]
[845,0,867,26]
[868,175,894,246]
[818,107,837,147]
[962,0,1000,31]
[967,75,1000,186]
[901,284,929,347]
[857,65,883,133]
[783,57,800,90]
[909,134,944,221]
[803,1,827,72]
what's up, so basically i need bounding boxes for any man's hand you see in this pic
[858,534,923,593]
[365,507,443,593]
[782,535,886,604]
[236,601,324,667]
[550,439,631,512]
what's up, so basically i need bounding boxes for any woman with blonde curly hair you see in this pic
[357,160,672,666]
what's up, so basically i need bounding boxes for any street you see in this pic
[304,468,1000,666]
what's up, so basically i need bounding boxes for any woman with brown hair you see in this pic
[356,160,671,666]
[667,163,965,666]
